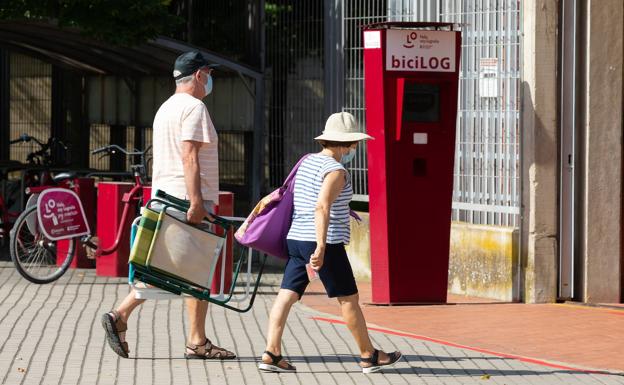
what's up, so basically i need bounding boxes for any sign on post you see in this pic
[37,188,90,241]
[385,29,456,72]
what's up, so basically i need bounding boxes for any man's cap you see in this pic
[173,51,219,80]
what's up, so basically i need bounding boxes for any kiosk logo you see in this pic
[386,29,455,72]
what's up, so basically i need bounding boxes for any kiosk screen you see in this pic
[402,83,440,123]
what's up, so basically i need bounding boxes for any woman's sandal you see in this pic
[184,338,236,360]
[360,349,402,374]
[258,350,297,373]
[101,310,129,358]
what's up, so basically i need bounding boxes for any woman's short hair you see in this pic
[317,140,358,148]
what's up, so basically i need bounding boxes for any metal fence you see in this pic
[343,0,387,201]
[264,0,325,187]
[342,0,521,226]
[442,0,521,227]
[5,1,521,227]
[8,53,52,163]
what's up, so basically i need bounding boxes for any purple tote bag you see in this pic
[234,155,311,259]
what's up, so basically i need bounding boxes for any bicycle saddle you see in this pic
[52,171,77,183]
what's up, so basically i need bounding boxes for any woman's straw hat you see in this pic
[314,112,374,142]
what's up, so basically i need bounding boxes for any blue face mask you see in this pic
[204,74,213,96]
[340,148,356,165]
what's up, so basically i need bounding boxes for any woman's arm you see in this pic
[310,170,346,270]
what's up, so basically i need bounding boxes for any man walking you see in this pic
[101,51,235,360]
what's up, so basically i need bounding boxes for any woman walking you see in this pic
[259,112,402,374]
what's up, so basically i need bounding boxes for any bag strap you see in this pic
[282,154,312,188]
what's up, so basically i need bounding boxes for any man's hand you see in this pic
[187,203,208,224]
[310,245,325,271]
[186,202,216,225]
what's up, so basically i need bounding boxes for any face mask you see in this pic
[203,74,213,96]
[340,148,356,165]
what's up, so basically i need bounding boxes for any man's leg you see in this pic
[184,298,236,359]
[186,297,208,345]
[116,290,146,322]
[102,289,145,358]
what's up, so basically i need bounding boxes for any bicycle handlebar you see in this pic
[9,133,33,145]
[91,144,151,156]
[9,134,64,150]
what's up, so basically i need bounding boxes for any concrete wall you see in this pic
[347,215,518,302]
[448,223,518,302]
[521,0,559,303]
[581,0,623,303]
[345,212,372,281]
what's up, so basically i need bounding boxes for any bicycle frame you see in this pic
[92,181,144,257]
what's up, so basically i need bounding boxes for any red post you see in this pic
[212,192,233,294]
[95,182,135,277]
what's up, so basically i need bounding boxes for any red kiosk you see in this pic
[363,22,461,304]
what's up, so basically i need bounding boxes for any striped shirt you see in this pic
[287,154,353,244]
[151,93,219,203]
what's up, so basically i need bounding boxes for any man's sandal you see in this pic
[184,338,236,360]
[360,349,402,374]
[258,350,296,373]
[101,310,129,358]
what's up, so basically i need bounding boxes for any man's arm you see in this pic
[181,140,210,224]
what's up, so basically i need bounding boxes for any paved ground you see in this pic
[0,262,623,385]
[303,280,624,373]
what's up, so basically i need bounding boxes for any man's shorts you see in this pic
[281,239,358,299]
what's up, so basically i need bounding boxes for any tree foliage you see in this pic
[0,0,182,46]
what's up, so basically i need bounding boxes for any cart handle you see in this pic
[150,189,233,230]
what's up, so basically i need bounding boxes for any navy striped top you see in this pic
[287,153,353,244]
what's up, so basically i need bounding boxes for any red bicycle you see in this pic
[9,144,151,283]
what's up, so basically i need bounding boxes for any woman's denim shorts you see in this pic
[280,239,358,299]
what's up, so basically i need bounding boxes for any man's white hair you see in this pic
[175,74,194,86]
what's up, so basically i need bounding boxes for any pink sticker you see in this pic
[37,188,91,241]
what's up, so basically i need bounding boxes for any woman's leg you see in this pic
[337,293,394,364]
[262,289,300,367]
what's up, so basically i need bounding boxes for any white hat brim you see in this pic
[314,132,374,142]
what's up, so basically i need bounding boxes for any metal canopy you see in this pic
[0,20,265,206]
[0,21,262,79]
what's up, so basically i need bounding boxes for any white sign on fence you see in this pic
[386,29,456,72]
[479,58,499,98]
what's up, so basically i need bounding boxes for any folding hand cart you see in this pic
[128,190,267,312]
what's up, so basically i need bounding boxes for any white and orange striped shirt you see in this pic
[151,93,219,203]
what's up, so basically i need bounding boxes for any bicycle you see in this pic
[1,134,68,246]
[9,144,151,283]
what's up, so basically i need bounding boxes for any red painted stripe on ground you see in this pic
[310,316,608,374]
[609,311,624,316]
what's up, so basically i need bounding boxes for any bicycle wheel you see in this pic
[9,204,76,284]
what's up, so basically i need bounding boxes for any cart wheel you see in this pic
[9,205,76,284]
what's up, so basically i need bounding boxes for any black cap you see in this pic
[173,51,218,80]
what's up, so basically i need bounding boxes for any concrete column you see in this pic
[581,0,623,303]
[521,0,559,303]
